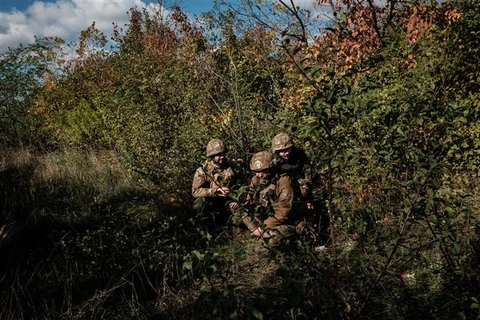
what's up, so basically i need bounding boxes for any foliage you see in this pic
[0,38,64,147]
[1,0,480,319]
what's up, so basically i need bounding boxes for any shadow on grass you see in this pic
[0,160,206,318]
[2,160,480,319]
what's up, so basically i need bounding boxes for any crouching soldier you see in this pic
[271,132,314,208]
[242,151,310,247]
[240,151,274,231]
[192,138,240,226]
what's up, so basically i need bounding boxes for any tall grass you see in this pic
[1,148,479,319]
[0,148,188,318]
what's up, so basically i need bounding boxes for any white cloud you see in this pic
[0,0,162,53]
[272,0,335,27]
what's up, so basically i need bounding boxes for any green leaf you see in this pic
[182,260,193,271]
[252,309,263,320]
[192,250,203,260]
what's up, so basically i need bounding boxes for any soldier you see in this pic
[241,151,274,232]
[192,138,240,225]
[242,151,309,246]
[271,132,314,208]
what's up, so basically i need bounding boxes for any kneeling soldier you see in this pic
[243,151,308,246]
[192,139,240,226]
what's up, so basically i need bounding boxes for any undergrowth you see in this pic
[1,148,479,319]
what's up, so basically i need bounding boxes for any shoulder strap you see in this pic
[201,161,215,179]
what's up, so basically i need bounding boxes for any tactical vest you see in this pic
[203,160,234,189]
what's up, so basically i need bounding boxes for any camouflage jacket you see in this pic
[192,160,236,198]
[264,172,306,229]
[248,176,272,208]
[272,146,313,200]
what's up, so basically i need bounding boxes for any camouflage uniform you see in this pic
[265,173,305,228]
[243,151,307,246]
[192,139,238,225]
[240,151,273,231]
[271,132,313,200]
[241,176,272,231]
[192,160,236,198]
[272,133,327,243]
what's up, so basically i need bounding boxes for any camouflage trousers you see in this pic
[242,213,299,247]
[263,224,297,247]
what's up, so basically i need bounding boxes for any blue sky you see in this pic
[0,0,220,52]
[0,0,329,53]
[0,0,215,14]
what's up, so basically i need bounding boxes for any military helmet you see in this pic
[271,132,293,152]
[206,139,227,157]
[250,151,273,172]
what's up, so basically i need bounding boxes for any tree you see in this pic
[0,38,65,148]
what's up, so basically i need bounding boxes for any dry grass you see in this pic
[0,147,34,169]
[1,147,152,198]
[36,150,142,194]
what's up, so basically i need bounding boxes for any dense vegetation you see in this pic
[1,0,479,318]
